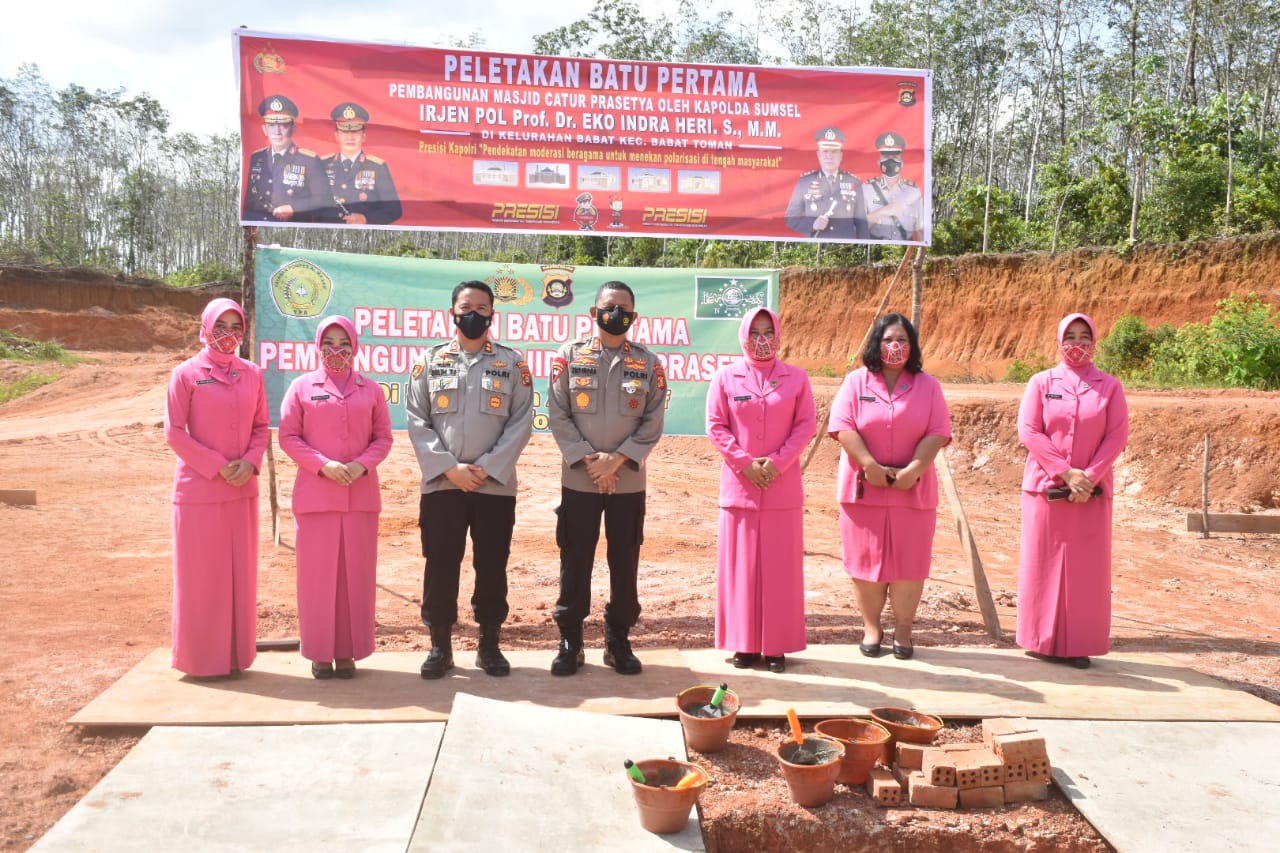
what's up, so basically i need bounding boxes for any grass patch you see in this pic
[0,370,61,403]
[0,330,80,365]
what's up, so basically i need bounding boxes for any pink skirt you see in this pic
[714,506,807,656]
[296,511,379,662]
[839,502,937,583]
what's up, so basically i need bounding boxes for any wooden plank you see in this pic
[935,452,1003,640]
[0,489,36,505]
[1186,514,1280,534]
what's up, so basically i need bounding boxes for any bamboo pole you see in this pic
[800,246,916,472]
[935,450,1003,640]
[1201,434,1211,540]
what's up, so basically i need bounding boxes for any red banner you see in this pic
[235,31,932,244]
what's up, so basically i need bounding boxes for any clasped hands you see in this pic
[443,463,489,492]
[219,459,255,488]
[744,457,780,489]
[1060,468,1096,503]
[586,451,625,494]
[321,460,369,486]
[864,460,923,490]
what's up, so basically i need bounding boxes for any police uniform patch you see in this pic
[489,395,502,409]
[436,394,450,407]
[412,360,425,380]
[517,360,531,386]
[491,360,507,369]
[574,391,591,409]
[629,398,640,409]
[622,379,642,394]
[623,357,646,370]
[549,356,567,383]
[574,376,593,387]
[655,363,667,391]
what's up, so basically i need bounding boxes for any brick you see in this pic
[896,742,934,770]
[1002,759,1027,783]
[940,743,985,753]
[981,717,1035,748]
[992,731,1048,763]
[1025,755,1052,783]
[908,771,959,808]
[1003,780,1049,802]
[891,764,912,787]
[959,785,1006,808]
[921,750,957,787]
[866,768,903,805]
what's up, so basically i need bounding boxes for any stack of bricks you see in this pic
[863,717,1053,809]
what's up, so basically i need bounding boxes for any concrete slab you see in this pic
[1035,720,1280,853]
[412,693,699,851]
[30,723,443,853]
[72,646,1280,727]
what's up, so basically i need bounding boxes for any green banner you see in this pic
[253,247,778,435]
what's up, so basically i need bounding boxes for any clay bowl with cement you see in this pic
[868,706,943,747]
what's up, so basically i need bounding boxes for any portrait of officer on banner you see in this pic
[320,102,402,226]
[243,95,327,223]
[785,127,869,239]
[864,131,924,242]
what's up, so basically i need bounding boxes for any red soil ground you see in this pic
[2,241,1278,850]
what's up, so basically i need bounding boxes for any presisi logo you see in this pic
[642,207,708,226]
[695,275,769,319]
[492,203,559,223]
[270,259,333,318]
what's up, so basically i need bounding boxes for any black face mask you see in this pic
[453,310,491,339]
[880,157,903,177]
[595,306,634,336]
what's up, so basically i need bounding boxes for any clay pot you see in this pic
[629,758,709,834]
[814,718,893,785]
[676,684,741,753]
[774,736,845,807]
[869,706,944,750]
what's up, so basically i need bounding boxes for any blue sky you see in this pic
[2,0,702,137]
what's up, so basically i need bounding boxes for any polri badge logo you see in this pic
[541,265,575,309]
[270,259,333,318]
[695,276,769,319]
[487,264,534,305]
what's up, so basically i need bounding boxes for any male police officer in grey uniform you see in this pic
[547,281,667,676]
[785,127,869,239]
[407,281,534,679]
[321,102,403,225]
[864,131,924,241]
[243,94,326,222]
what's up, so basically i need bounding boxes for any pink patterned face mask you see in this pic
[747,333,777,361]
[208,326,243,354]
[322,345,353,373]
[1060,340,1094,366]
[881,340,910,367]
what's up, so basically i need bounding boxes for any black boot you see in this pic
[476,624,511,676]
[603,624,642,675]
[550,621,585,676]
[420,624,454,680]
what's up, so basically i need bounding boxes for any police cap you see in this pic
[331,102,370,131]
[875,131,906,153]
[814,127,846,149]
[258,94,299,124]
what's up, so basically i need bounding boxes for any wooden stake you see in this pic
[1201,434,1211,540]
[0,489,36,505]
[935,450,1002,640]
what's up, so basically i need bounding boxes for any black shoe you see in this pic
[334,659,356,679]
[551,639,586,676]
[732,652,760,669]
[599,625,640,671]
[1068,656,1091,669]
[311,661,334,680]
[892,643,914,660]
[420,647,454,679]
[765,655,786,673]
[476,624,511,676]
[1025,651,1066,664]
[859,634,884,658]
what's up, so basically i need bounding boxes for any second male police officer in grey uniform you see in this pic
[407,281,533,679]
[864,131,924,241]
[243,94,326,223]
[785,127,869,239]
[547,281,667,676]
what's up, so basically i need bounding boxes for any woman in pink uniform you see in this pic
[279,315,392,679]
[164,298,269,678]
[829,313,951,661]
[1017,313,1129,669]
[707,307,816,674]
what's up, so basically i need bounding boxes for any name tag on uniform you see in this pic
[858,395,876,402]
[733,394,752,401]
[311,394,330,401]
[196,379,217,385]
[1045,393,1063,399]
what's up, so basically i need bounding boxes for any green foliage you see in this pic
[166,260,239,288]
[1004,354,1054,383]
[934,184,1024,255]
[0,370,60,404]
[0,330,79,365]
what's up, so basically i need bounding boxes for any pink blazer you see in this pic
[165,351,269,504]
[278,369,393,513]
[1018,365,1129,494]
[706,358,816,510]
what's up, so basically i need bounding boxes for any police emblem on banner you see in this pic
[694,276,769,319]
[253,46,286,74]
[270,259,333,318]
[898,81,918,107]
[487,264,533,305]
[541,265,575,308]
[573,192,598,231]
